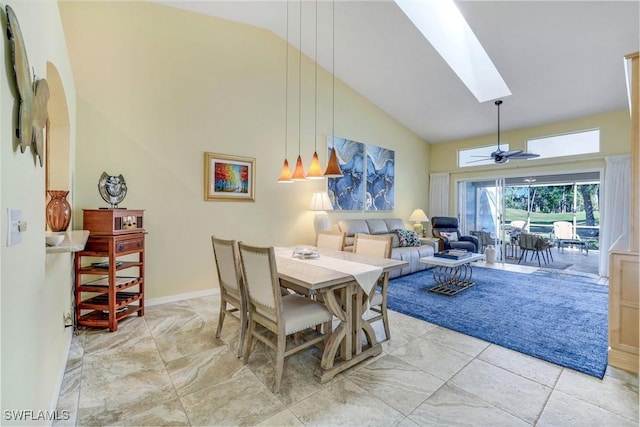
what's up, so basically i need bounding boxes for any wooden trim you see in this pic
[625,52,639,252]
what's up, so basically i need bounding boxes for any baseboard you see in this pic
[608,348,639,374]
[50,329,73,426]
[145,288,219,307]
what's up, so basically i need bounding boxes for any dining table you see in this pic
[274,246,408,383]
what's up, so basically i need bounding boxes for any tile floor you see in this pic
[55,262,637,426]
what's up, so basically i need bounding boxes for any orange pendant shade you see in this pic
[291,155,306,181]
[323,147,343,177]
[277,158,293,183]
[306,151,324,179]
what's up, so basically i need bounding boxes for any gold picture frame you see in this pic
[204,152,255,201]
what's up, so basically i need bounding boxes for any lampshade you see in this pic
[309,192,334,211]
[310,191,333,234]
[306,151,324,179]
[409,208,428,222]
[291,155,306,181]
[278,158,293,183]
[323,147,343,177]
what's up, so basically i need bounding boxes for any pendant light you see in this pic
[278,0,293,183]
[324,0,343,178]
[291,0,306,181]
[306,0,324,179]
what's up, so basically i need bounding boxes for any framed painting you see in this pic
[204,152,255,201]
[365,144,395,211]
[327,136,365,210]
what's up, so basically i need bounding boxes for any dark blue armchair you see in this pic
[431,216,479,253]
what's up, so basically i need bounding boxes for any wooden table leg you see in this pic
[315,283,382,383]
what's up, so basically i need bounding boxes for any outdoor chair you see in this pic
[431,216,479,253]
[354,233,392,342]
[211,236,248,358]
[552,221,588,254]
[238,243,333,393]
[470,230,500,253]
[517,233,553,267]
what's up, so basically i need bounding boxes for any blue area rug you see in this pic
[388,267,608,378]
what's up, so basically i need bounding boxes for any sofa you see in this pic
[337,218,438,279]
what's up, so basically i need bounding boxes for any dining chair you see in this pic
[211,236,247,358]
[353,233,392,341]
[238,243,333,393]
[315,230,346,251]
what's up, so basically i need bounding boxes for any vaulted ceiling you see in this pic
[158,1,639,144]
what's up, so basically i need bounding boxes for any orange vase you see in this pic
[46,190,71,232]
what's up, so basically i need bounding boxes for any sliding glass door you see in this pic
[458,178,506,257]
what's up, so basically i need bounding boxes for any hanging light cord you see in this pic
[298,0,302,157]
[332,0,335,139]
[314,0,318,152]
[284,0,289,158]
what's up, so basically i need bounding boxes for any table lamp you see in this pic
[310,192,334,234]
[409,208,429,235]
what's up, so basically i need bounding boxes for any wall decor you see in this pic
[327,137,395,211]
[327,136,364,210]
[5,5,50,167]
[365,144,395,211]
[204,152,255,201]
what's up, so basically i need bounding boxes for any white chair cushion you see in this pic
[282,294,333,335]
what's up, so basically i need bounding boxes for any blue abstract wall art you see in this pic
[327,136,395,211]
[365,144,395,211]
[327,137,365,210]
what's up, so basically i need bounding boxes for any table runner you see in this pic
[274,247,383,295]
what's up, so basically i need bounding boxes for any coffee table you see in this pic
[420,253,485,296]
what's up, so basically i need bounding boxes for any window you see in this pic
[527,129,600,160]
[458,144,511,168]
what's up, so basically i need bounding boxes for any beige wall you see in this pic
[1,0,77,423]
[58,1,430,301]
[429,110,631,214]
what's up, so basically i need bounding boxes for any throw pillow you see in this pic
[440,231,459,242]
[396,229,421,247]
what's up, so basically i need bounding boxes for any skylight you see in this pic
[394,0,511,103]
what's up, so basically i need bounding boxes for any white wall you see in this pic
[1,0,77,424]
[429,110,631,214]
[59,1,430,300]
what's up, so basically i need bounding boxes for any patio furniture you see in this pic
[553,221,589,255]
[470,230,501,254]
[518,233,553,267]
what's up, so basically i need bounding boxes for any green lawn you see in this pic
[505,208,600,226]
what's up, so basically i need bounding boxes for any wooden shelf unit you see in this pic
[75,212,146,332]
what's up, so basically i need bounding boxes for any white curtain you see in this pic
[429,173,450,219]
[599,155,631,277]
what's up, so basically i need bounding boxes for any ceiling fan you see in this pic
[472,100,540,164]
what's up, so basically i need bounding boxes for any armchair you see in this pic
[431,217,479,253]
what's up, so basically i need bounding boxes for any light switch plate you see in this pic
[7,209,22,246]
